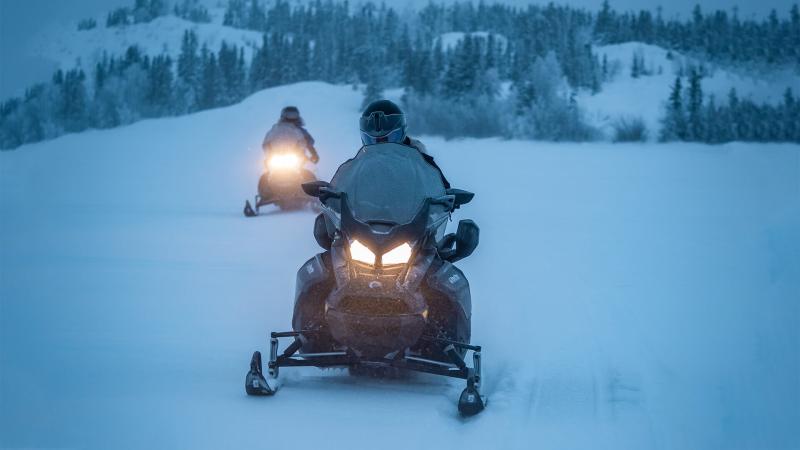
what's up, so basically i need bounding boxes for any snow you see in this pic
[579,42,800,140]
[29,13,264,73]
[1,81,799,450]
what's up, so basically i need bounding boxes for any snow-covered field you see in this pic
[1,82,798,450]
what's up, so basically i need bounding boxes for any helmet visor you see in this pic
[361,127,406,145]
[359,112,406,137]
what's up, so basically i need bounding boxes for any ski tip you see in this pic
[244,200,257,217]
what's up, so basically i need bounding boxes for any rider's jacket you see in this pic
[263,121,318,161]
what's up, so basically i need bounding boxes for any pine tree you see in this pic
[146,54,174,115]
[783,88,797,141]
[58,69,89,132]
[661,76,686,141]
[94,60,107,92]
[442,35,477,99]
[728,88,744,141]
[247,0,266,31]
[595,0,613,41]
[362,69,385,109]
[249,34,270,90]
[177,30,200,111]
[218,42,240,105]
[198,46,220,110]
[686,68,704,140]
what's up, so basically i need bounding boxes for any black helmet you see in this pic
[280,106,303,125]
[360,100,406,145]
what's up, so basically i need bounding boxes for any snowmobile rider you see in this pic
[263,106,319,164]
[359,100,450,188]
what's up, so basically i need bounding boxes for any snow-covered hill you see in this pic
[1,82,798,450]
[29,10,263,73]
[580,42,800,139]
[21,8,800,145]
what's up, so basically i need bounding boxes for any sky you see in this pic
[0,0,797,99]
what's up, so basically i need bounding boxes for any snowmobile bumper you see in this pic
[246,330,486,416]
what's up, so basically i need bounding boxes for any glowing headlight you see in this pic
[268,153,300,170]
[381,242,413,265]
[349,239,376,265]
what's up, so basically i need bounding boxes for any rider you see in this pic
[359,100,450,188]
[263,106,319,164]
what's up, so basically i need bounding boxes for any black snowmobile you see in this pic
[245,143,485,416]
[243,150,318,216]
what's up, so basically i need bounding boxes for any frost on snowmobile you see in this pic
[245,143,484,416]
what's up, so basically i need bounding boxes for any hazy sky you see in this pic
[1,0,797,98]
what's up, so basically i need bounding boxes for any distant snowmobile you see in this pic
[244,106,320,216]
[245,142,485,416]
[243,147,318,216]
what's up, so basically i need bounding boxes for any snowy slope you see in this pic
[1,82,799,450]
[579,42,800,140]
[29,11,263,73]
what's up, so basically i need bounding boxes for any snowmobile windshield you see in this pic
[329,143,447,226]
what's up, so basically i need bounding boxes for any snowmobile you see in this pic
[243,148,318,216]
[245,143,485,416]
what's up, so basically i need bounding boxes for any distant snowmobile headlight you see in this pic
[381,242,412,265]
[349,239,376,265]
[268,153,300,170]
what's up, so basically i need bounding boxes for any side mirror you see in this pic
[313,213,333,250]
[438,219,479,263]
[302,181,340,202]
[453,219,479,262]
[302,181,331,197]
[446,188,474,209]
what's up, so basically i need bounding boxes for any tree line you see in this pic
[660,69,800,143]
[1,0,799,149]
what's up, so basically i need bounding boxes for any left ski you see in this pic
[245,351,278,395]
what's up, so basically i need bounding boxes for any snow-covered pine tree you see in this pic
[218,42,240,105]
[686,68,704,141]
[57,69,89,133]
[660,76,686,141]
[145,54,174,116]
[177,30,200,112]
[247,0,266,31]
[783,88,798,142]
[249,34,269,91]
[361,67,385,110]
[223,0,248,28]
[198,46,220,110]
[442,34,477,99]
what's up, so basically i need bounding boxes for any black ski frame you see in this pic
[265,330,482,387]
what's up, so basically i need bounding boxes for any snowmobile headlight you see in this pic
[381,242,413,265]
[349,239,376,265]
[268,153,300,170]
